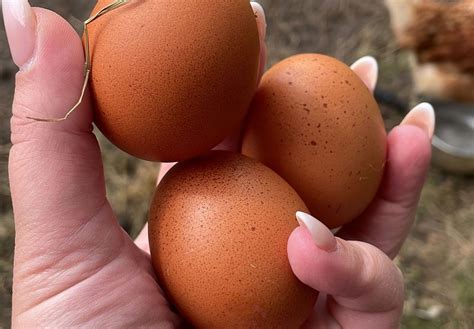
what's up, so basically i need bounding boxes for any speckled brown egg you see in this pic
[87,0,260,162]
[148,151,317,329]
[241,54,387,228]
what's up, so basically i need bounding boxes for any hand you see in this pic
[4,0,434,328]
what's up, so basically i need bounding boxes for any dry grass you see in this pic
[0,0,473,327]
[400,172,474,328]
[98,133,160,238]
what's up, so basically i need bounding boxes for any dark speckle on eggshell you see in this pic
[242,54,387,228]
[148,151,317,329]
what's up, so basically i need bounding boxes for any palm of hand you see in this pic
[11,132,179,327]
[18,219,178,327]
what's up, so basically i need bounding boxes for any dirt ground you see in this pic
[0,0,473,328]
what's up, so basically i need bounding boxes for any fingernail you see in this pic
[401,102,436,139]
[2,0,37,68]
[296,211,337,252]
[251,2,267,40]
[350,56,378,92]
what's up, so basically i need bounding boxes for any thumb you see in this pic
[288,212,404,328]
[5,2,111,260]
[6,4,92,130]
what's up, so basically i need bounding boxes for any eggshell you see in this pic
[87,0,260,162]
[241,54,387,228]
[149,151,317,329]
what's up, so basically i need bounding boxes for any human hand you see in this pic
[4,0,434,328]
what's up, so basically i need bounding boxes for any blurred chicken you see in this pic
[385,0,474,102]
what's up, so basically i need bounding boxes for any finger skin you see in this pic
[135,222,150,253]
[9,6,106,248]
[10,7,113,316]
[338,125,432,258]
[288,227,404,329]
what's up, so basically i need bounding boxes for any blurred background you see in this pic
[0,0,473,328]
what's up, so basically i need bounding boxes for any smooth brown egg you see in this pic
[87,0,260,162]
[241,54,387,228]
[149,151,317,329]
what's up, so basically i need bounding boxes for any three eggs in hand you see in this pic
[86,1,386,327]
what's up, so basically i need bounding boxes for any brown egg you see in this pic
[241,54,387,228]
[149,151,317,329]
[87,0,260,162]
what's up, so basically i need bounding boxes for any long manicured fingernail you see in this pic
[296,211,337,252]
[251,2,266,41]
[350,56,378,92]
[250,2,267,83]
[2,0,37,68]
[401,102,436,139]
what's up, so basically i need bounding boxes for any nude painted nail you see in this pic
[250,2,266,40]
[401,102,436,139]
[250,2,267,83]
[350,56,378,92]
[296,211,337,252]
[2,0,37,67]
